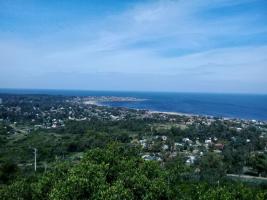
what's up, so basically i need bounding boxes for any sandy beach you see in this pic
[83,100,100,106]
[147,110,196,117]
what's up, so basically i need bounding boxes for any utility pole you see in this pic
[33,148,37,172]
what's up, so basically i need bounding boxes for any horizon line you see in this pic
[0,87,267,96]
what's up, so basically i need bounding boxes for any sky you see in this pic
[0,0,267,93]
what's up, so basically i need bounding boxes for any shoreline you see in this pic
[147,110,197,117]
[90,101,266,122]
[2,92,266,122]
[146,110,266,122]
[83,100,101,106]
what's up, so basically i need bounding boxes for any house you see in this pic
[183,138,190,142]
[110,115,119,120]
[142,154,162,161]
[169,152,177,158]
[174,143,184,151]
[213,150,222,154]
[139,139,147,148]
[192,149,199,154]
[183,138,192,144]
[236,127,242,132]
[162,144,169,151]
[174,142,184,147]
[186,156,196,165]
[231,136,237,142]
[195,139,201,146]
[214,143,224,150]
[205,139,212,145]
[161,135,167,141]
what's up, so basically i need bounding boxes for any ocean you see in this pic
[0,88,267,121]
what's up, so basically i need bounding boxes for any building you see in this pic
[139,139,147,148]
[162,144,169,150]
[214,143,224,150]
[142,154,162,161]
[186,156,196,165]
[161,135,167,141]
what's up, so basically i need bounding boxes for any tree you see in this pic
[199,153,226,182]
[0,161,19,184]
[249,153,267,176]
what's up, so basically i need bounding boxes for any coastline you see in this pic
[83,100,101,106]
[147,110,197,117]
[92,101,266,122]
[83,100,194,117]
[90,101,220,120]
[1,90,266,122]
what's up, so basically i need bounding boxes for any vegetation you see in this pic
[1,143,266,200]
[0,94,266,199]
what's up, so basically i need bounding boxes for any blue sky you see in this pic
[0,0,267,93]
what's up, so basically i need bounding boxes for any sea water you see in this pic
[0,88,267,121]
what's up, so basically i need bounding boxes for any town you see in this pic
[1,94,266,179]
[1,93,267,199]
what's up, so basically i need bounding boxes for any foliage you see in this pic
[0,143,266,200]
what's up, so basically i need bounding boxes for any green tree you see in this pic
[199,153,226,182]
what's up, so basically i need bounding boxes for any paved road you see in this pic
[227,174,267,181]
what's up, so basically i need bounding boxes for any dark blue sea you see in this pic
[0,88,267,121]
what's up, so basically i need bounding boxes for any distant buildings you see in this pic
[142,154,162,161]
[186,156,196,165]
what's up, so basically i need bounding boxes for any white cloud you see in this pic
[0,0,266,93]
